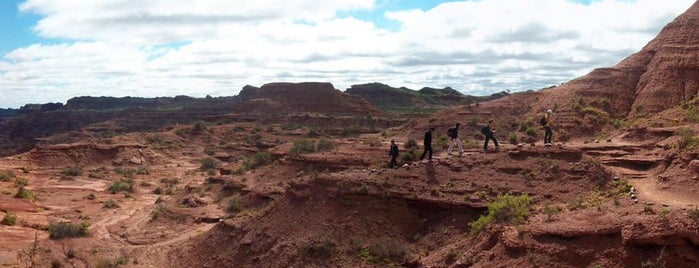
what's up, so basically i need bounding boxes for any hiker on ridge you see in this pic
[482,119,499,152]
[542,109,554,146]
[420,127,434,162]
[389,140,399,168]
[447,123,463,157]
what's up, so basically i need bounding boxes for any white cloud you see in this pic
[0,0,695,108]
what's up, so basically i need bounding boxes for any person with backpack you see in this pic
[420,127,434,162]
[482,119,499,152]
[447,123,463,157]
[389,140,399,168]
[541,109,554,146]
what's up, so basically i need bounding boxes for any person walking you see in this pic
[389,140,399,168]
[420,127,434,162]
[482,119,500,152]
[542,109,554,146]
[447,123,463,157]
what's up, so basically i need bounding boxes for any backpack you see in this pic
[480,125,489,135]
[447,128,456,138]
[539,115,547,126]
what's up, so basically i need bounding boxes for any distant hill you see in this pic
[345,82,509,110]
[236,82,382,116]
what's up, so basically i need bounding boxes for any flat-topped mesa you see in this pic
[235,82,382,116]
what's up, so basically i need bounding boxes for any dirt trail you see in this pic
[568,140,699,208]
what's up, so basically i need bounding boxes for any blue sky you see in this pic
[0,0,694,108]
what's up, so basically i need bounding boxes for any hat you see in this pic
[547,109,553,114]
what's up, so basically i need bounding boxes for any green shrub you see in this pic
[542,204,562,222]
[689,207,699,222]
[114,167,136,179]
[290,139,316,155]
[581,106,610,122]
[469,194,531,235]
[14,186,34,200]
[1,211,17,226]
[227,196,242,213]
[358,239,408,264]
[519,117,535,132]
[13,177,28,187]
[509,133,518,144]
[316,138,337,152]
[61,166,83,177]
[676,128,699,151]
[103,199,119,209]
[525,127,538,137]
[48,221,90,239]
[199,157,218,170]
[435,134,449,150]
[399,152,415,162]
[304,238,337,259]
[243,151,274,170]
[404,139,418,150]
[108,180,133,194]
[0,170,16,182]
[192,120,208,132]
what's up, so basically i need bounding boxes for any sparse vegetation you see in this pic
[48,221,90,239]
[290,139,317,155]
[358,239,409,264]
[0,170,16,182]
[303,238,337,259]
[404,138,418,150]
[15,186,34,200]
[316,138,337,152]
[192,120,208,132]
[61,166,83,177]
[469,194,532,235]
[227,196,243,213]
[509,132,518,144]
[689,207,699,222]
[103,199,119,209]
[543,204,562,222]
[243,151,274,170]
[108,180,134,194]
[675,128,699,151]
[1,211,17,226]
[199,157,218,171]
[14,177,29,187]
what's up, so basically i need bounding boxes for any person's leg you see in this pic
[484,136,490,151]
[493,135,499,147]
[457,139,463,156]
[545,127,552,144]
[428,146,433,160]
[447,139,454,155]
[390,156,397,168]
[420,149,427,160]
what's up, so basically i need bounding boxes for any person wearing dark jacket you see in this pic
[420,127,434,161]
[447,123,463,157]
[389,140,399,168]
[483,119,500,152]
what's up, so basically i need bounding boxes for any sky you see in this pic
[0,0,695,108]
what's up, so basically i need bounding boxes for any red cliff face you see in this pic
[631,1,699,116]
[235,82,382,116]
[528,1,699,120]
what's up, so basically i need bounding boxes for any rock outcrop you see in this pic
[235,82,382,116]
